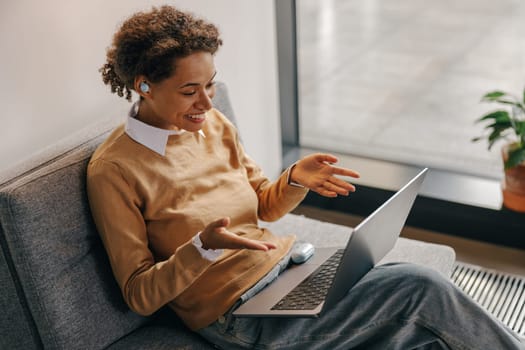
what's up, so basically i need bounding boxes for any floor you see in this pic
[293,205,525,277]
[297,0,525,179]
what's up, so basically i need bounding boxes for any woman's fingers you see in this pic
[329,176,356,193]
[315,153,360,178]
[202,218,277,251]
[316,153,339,164]
[233,235,277,251]
[315,187,338,198]
[330,165,360,179]
[311,174,357,197]
[210,217,230,232]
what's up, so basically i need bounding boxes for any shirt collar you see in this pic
[125,101,206,156]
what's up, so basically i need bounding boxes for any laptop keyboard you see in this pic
[271,249,344,310]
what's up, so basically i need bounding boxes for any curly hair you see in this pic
[100,6,222,101]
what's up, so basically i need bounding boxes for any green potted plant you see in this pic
[472,88,525,212]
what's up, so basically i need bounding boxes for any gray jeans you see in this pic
[198,262,524,349]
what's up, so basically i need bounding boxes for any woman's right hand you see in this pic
[199,217,277,251]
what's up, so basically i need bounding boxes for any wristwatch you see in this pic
[286,163,305,188]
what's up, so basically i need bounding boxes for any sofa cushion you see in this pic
[0,237,42,349]
[0,133,148,350]
[107,324,213,350]
[108,308,214,350]
[261,213,456,277]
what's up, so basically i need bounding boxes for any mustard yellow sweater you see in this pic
[86,109,308,330]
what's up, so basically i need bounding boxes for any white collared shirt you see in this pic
[124,101,220,261]
[124,101,206,156]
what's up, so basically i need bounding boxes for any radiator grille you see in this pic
[451,262,525,338]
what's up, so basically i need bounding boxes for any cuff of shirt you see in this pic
[192,232,223,261]
[286,163,305,188]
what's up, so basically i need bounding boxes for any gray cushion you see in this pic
[0,237,41,349]
[212,82,239,129]
[261,213,456,277]
[108,326,212,350]
[107,313,213,350]
[0,142,148,349]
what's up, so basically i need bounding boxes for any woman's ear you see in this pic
[134,76,151,99]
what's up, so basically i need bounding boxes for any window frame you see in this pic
[275,0,525,250]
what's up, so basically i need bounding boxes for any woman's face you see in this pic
[137,51,217,132]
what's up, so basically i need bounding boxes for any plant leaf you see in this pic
[476,110,510,124]
[487,127,509,150]
[476,110,510,123]
[517,121,525,134]
[481,91,519,105]
[482,91,506,101]
[485,121,512,130]
[505,147,525,169]
[495,99,521,107]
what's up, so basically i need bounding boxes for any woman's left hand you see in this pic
[290,153,360,198]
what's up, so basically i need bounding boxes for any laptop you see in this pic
[233,168,428,317]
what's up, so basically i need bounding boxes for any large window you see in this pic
[295,0,525,179]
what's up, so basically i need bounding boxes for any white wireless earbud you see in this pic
[139,81,150,93]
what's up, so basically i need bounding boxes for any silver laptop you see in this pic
[233,168,428,317]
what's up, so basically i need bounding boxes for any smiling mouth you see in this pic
[186,113,206,122]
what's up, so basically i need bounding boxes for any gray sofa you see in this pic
[0,82,455,349]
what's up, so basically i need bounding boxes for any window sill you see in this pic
[283,146,525,250]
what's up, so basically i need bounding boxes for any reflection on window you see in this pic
[297,0,525,179]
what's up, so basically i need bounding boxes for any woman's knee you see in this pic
[375,263,454,295]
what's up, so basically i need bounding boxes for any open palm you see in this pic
[199,217,277,251]
[290,153,360,197]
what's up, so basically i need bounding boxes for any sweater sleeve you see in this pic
[86,159,216,316]
[231,129,309,222]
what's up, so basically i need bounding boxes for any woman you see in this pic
[88,5,523,349]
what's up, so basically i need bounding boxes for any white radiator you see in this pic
[452,262,525,338]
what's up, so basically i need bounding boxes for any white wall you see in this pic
[0,0,283,179]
